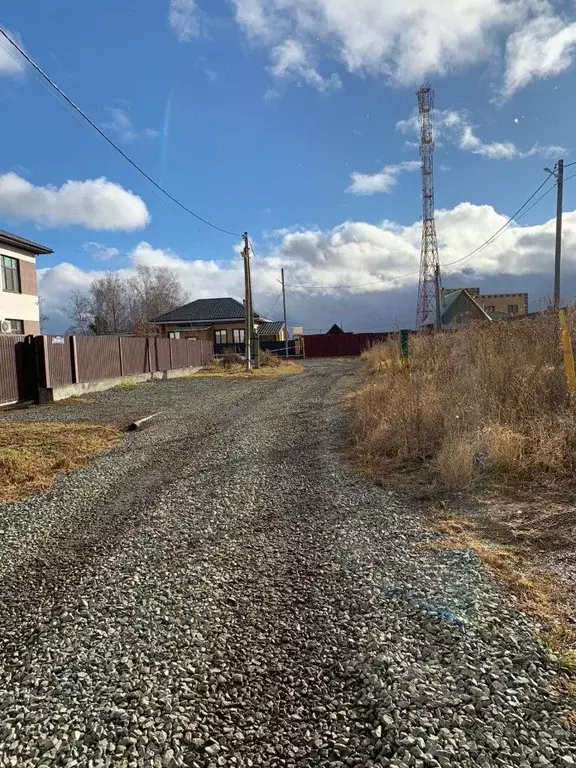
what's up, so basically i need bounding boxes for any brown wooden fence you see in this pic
[1,335,213,405]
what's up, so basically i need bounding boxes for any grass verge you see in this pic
[0,422,121,502]
[191,358,304,379]
[430,507,576,678]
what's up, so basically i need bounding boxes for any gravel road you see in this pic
[0,360,574,768]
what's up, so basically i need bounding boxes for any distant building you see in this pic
[442,287,528,319]
[153,297,286,351]
[424,289,491,330]
[0,230,53,336]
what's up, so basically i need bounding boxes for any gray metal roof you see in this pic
[154,297,268,324]
[0,230,53,255]
[257,321,284,336]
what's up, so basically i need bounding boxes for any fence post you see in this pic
[42,335,52,389]
[169,337,173,371]
[146,337,152,373]
[70,335,79,384]
[118,337,124,377]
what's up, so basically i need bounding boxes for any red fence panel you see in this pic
[302,332,390,358]
[75,336,122,383]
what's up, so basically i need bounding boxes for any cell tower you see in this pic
[416,85,441,329]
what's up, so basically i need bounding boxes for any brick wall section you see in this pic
[19,259,38,295]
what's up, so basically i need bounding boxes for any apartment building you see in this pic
[442,287,528,319]
[0,230,53,336]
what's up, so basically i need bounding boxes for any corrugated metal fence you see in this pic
[1,335,213,405]
[0,335,28,405]
[302,332,391,358]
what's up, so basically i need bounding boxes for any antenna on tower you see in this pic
[416,85,441,330]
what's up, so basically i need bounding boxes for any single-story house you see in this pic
[153,297,286,347]
[423,288,492,330]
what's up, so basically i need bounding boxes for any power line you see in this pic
[0,29,242,238]
[264,292,283,317]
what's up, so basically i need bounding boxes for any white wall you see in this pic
[0,243,39,323]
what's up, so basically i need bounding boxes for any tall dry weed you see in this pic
[351,312,576,489]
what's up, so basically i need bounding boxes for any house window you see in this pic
[214,329,227,344]
[232,329,245,344]
[508,304,518,315]
[1,256,20,293]
[5,319,24,334]
[169,331,180,339]
[485,305,495,313]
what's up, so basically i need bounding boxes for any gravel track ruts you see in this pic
[0,360,574,768]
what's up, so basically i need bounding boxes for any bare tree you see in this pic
[67,289,94,335]
[90,272,129,334]
[127,265,187,334]
[66,266,186,336]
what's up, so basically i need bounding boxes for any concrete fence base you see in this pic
[39,366,202,403]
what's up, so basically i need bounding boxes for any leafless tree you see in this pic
[66,266,186,336]
[67,289,94,334]
[90,273,129,334]
[127,265,187,333]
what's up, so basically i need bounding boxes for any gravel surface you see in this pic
[0,360,574,768]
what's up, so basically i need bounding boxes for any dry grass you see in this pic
[192,358,304,379]
[350,313,576,491]
[0,422,120,502]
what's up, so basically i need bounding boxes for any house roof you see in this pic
[423,289,492,327]
[0,230,53,255]
[154,297,268,324]
[257,321,284,336]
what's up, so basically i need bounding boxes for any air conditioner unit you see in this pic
[0,320,11,334]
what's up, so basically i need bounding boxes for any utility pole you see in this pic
[554,159,564,311]
[434,264,442,331]
[281,268,288,358]
[242,232,252,370]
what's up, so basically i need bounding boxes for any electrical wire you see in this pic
[263,293,283,318]
[0,29,242,238]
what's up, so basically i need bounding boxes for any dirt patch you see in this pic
[0,422,121,502]
[429,504,576,677]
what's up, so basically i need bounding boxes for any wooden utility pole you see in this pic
[242,232,252,370]
[434,264,442,332]
[554,159,564,311]
[281,268,288,358]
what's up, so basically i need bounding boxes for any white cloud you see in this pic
[397,108,564,159]
[0,28,25,76]
[83,242,121,261]
[38,201,576,333]
[231,1,576,96]
[347,161,420,195]
[232,0,521,87]
[0,172,150,230]
[168,0,200,42]
[503,14,576,98]
[270,39,341,92]
[103,108,159,142]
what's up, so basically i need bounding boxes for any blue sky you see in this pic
[2,0,576,332]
